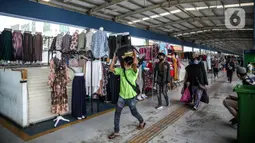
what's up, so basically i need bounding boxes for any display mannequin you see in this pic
[154,52,171,109]
[49,54,70,127]
[69,56,86,120]
[207,54,212,71]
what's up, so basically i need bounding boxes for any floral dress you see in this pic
[48,58,69,114]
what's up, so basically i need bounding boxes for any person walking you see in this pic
[212,57,219,78]
[226,57,235,83]
[108,48,146,139]
[184,57,208,110]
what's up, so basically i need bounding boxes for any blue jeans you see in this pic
[114,96,144,133]
[192,86,203,108]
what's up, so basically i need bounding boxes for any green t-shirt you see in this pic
[114,67,138,99]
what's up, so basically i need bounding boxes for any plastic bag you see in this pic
[180,87,191,103]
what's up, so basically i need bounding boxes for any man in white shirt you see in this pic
[247,62,253,74]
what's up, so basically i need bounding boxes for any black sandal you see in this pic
[137,122,146,130]
[108,133,120,139]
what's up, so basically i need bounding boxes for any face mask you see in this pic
[194,60,199,64]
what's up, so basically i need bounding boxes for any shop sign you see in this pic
[172,45,182,51]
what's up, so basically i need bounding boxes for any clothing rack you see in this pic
[50,49,101,114]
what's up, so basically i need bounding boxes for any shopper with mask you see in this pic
[154,52,171,109]
[108,48,145,139]
[184,57,208,110]
[226,57,235,83]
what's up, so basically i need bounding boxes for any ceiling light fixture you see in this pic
[209,6,217,8]
[150,15,160,18]
[128,22,133,25]
[240,2,254,6]
[216,5,224,8]
[196,6,208,10]
[160,12,170,16]
[170,10,181,14]
[42,0,51,2]
[132,20,141,23]
[185,7,196,11]
[142,17,150,20]
[224,4,240,8]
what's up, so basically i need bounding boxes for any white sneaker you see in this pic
[156,106,163,110]
[77,117,82,120]
[141,94,147,98]
[137,95,143,101]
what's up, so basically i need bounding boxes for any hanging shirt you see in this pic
[62,34,72,52]
[159,43,168,55]
[70,31,79,50]
[78,32,86,51]
[91,30,109,58]
[85,31,93,51]
[56,34,63,50]
[85,60,103,95]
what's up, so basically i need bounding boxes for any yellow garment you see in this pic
[173,57,178,81]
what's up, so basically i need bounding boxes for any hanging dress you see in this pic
[48,58,69,114]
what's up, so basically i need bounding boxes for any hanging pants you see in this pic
[157,84,169,106]
[114,96,144,133]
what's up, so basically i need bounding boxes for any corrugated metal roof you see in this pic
[34,0,254,53]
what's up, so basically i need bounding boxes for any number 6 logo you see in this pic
[225,8,245,29]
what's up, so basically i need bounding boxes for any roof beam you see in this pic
[89,0,126,14]
[151,13,253,28]
[116,0,217,19]
[172,25,253,35]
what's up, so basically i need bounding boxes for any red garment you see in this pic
[147,62,153,72]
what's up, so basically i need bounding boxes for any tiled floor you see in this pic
[0,71,239,143]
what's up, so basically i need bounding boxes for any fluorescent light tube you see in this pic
[240,2,254,6]
[132,20,141,23]
[160,12,170,16]
[142,17,150,20]
[196,6,208,10]
[216,5,223,8]
[150,15,160,18]
[224,4,240,8]
[170,10,181,14]
[185,7,196,11]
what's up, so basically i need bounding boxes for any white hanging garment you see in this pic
[85,60,102,95]
[207,55,212,70]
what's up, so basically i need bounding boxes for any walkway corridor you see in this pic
[0,72,239,143]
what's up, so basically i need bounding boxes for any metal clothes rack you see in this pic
[49,49,101,114]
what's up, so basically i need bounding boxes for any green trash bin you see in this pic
[233,84,255,143]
